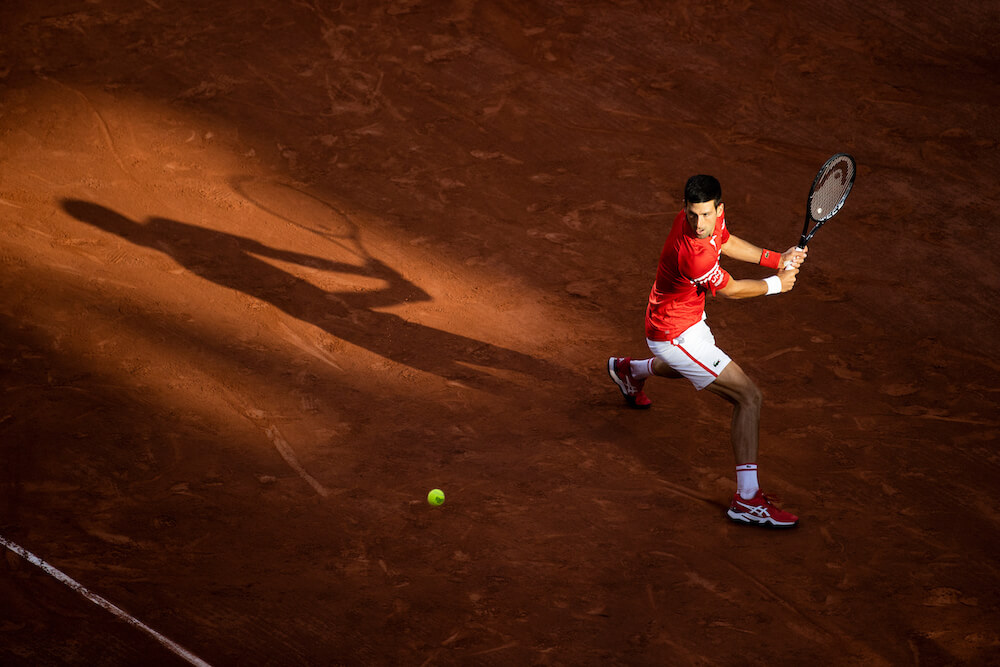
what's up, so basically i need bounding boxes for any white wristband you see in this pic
[763,275,782,295]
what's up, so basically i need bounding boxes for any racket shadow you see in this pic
[60,199,557,389]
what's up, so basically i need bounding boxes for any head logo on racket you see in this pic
[810,154,855,225]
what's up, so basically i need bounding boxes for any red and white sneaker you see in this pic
[607,356,651,409]
[727,491,799,529]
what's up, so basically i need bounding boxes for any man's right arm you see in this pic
[716,267,798,299]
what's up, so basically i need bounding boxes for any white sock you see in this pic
[630,358,654,380]
[736,463,758,500]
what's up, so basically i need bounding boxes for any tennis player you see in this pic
[608,175,806,528]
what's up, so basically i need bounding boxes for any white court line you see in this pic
[0,534,213,667]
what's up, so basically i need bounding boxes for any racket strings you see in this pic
[810,157,855,221]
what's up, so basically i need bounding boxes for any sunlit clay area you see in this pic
[2,2,998,664]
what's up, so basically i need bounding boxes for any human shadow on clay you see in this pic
[61,199,553,387]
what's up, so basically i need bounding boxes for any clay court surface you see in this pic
[2,1,999,664]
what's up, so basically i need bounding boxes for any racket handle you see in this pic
[783,246,804,270]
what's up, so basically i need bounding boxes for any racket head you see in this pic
[808,153,856,223]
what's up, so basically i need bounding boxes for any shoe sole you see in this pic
[726,509,799,529]
[607,358,651,409]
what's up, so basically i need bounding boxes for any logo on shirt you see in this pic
[694,263,726,288]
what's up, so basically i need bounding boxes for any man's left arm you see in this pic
[721,234,807,269]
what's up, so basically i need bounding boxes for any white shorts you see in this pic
[647,317,731,390]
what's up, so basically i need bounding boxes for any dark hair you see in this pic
[684,175,722,206]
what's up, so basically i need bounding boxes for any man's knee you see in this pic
[730,366,762,407]
[711,362,762,409]
[740,380,763,410]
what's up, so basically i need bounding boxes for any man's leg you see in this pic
[706,362,799,527]
[642,334,797,527]
[650,357,683,380]
[701,360,762,465]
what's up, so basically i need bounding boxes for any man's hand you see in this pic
[781,245,808,269]
[777,266,799,292]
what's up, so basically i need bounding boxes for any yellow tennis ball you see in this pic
[427,489,445,506]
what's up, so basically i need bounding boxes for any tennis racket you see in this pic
[784,153,856,268]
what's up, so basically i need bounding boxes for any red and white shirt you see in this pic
[645,209,731,341]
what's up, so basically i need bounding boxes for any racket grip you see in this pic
[783,246,804,270]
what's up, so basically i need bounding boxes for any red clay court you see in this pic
[1,1,998,664]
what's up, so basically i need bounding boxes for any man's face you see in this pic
[685,200,723,239]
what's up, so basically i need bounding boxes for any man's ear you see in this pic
[716,201,725,218]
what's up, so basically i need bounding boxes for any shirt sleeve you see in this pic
[717,215,731,244]
[679,245,731,295]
